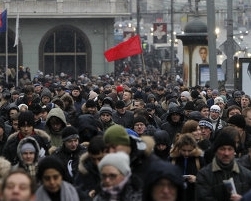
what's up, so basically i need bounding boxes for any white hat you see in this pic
[210,105,221,113]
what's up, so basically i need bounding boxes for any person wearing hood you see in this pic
[15,136,41,180]
[153,129,171,160]
[52,126,87,184]
[142,159,184,201]
[78,114,103,143]
[169,133,205,201]
[45,107,67,148]
[3,110,51,165]
[160,106,185,143]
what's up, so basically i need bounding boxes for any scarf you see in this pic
[35,181,79,201]
[101,173,131,201]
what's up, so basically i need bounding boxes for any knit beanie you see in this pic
[98,152,131,176]
[210,105,221,113]
[199,118,213,130]
[41,88,52,100]
[213,129,236,152]
[61,126,79,142]
[99,106,113,116]
[214,96,224,105]
[21,142,36,153]
[104,124,130,146]
[181,91,190,99]
[183,101,195,111]
[116,85,124,93]
[133,116,147,126]
[228,114,246,129]
[36,156,66,181]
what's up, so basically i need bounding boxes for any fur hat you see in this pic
[99,106,112,116]
[228,114,246,129]
[133,116,147,126]
[213,129,236,152]
[104,124,130,146]
[98,152,131,176]
[61,126,79,142]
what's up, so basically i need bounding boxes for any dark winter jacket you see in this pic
[74,153,101,201]
[3,129,51,165]
[196,157,251,201]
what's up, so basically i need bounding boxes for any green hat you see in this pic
[104,124,130,146]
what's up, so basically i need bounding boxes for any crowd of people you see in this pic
[0,69,251,201]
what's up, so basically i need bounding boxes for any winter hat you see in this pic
[98,152,131,176]
[228,114,246,129]
[214,96,224,105]
[37,156,66,181]
[18,104,28,111]
[104,124,130,146]
[189,111,203,121]
[181,91,190,99]
[233,90,242,98]
[20,142,36,153]
[116,85,124,93]
[88,90,98,100]
[190,90,200,99]
[41,89,52,100]
[18,110,35,127]
[210,105,221,113]
[85,99,96,108]
[133,116,147,126]
[199,118,213,130]
[115,100,126,109]
[213,128,236,152]
[29,104,42,115]
[212,89,219,96]
[61,126,79,142]
[99,106,112,116]
[183,101,195,111]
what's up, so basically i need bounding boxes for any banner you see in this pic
[104,35,142,62]
[13,13,19,47]
[0,10,7,33]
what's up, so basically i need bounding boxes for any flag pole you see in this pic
[14,12,19,87]
[5,9,8,83]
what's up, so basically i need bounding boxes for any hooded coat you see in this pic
[45,107,67,147]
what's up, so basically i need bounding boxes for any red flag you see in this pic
[104,35,143,62]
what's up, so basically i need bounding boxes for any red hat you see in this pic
[116,85,124,93]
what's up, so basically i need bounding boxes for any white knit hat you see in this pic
[98,152,131,176]
[210,105,221,113]
[181,91,191,99]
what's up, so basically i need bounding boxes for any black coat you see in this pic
[196,158,251,201]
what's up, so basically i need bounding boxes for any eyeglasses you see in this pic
[100,173,121,180]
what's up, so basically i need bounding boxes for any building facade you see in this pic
[0,0,130,79]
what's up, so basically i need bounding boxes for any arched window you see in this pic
[39,25,91,79]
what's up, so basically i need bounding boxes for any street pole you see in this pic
[170,0,176,82]
[206,0,218,89]
[225,0,235,91]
